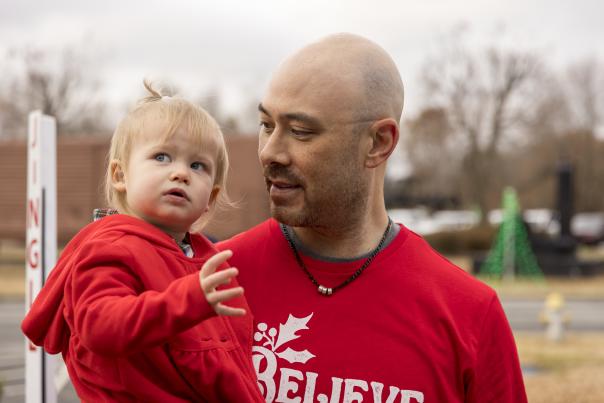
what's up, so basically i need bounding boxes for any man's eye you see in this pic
[291,128,313,137]
[191,162,205,171]
[259,121,274,134]
[154,153,170,162]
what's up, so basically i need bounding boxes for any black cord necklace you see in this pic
[281,218,393,296]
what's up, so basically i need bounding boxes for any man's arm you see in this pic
[466,294,528,402]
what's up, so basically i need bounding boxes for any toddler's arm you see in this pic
[71,243,243,356]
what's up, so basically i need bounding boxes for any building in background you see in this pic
[0,135,269,243]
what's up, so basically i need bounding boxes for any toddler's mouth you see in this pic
[165,188,189,200]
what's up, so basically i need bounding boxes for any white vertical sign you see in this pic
[25,111,58,403]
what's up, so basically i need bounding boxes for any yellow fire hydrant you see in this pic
[539,292,570,341]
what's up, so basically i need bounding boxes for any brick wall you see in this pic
[0,135,269,243]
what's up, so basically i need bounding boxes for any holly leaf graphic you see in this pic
[274,313,313,350]
[276,347,316,364]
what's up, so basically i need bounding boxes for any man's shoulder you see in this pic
[400,228,496,300]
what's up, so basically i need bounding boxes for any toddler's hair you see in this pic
[104,80,229,230]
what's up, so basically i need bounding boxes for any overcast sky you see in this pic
[1,0,602,128]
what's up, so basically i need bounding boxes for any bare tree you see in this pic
[497,56,604,212]
[565,58,604,133]
[0,43,108,138]
[402,107,460,202]
[419,28,544,219]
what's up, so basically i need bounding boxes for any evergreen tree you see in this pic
[481,188,543,279]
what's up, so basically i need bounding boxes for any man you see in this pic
[220,33,527,403]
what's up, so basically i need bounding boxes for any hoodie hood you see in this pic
[21,214,196,354]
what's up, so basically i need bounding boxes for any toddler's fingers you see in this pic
[202,268,239,293]
[214,303,246,317]
[206,286,244,305]
[200,250,233,278]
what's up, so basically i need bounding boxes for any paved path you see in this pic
[502,299,604,331]
[0,302,77,403]
[2,299,603,401]
[0,301,26,403]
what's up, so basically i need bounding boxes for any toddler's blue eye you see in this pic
[191,162,205,171]
[154,153,170,162]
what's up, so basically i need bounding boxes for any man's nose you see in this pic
[258,130,290,167]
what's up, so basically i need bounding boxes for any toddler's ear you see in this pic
[110,160,126,192]
[208,186,221,207]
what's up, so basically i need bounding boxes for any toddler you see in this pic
[22,81,263,402]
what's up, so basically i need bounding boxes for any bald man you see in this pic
[219,34,527,403]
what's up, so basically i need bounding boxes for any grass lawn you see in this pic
[447,250,604,299]
[516,332,604,402]
[479,275,604,299]
[0,263,25,299]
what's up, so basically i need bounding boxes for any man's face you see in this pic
[257,65,370,229]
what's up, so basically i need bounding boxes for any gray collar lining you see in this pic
[280,219,400,263]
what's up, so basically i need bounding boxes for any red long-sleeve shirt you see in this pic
[22,214,262,402]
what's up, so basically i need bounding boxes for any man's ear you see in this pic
[365,118,399,168]
[110,160,127,192]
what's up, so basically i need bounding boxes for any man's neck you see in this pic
[291,214,391,259]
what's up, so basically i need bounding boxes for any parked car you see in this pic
[431,210,480,232]
[571,212,604,245]
[387,208,433,235]
[488,208,554,234]
[388,208,480,236]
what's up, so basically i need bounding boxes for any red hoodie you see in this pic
[22,214,262,402]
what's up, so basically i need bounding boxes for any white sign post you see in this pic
[25,111,58,403]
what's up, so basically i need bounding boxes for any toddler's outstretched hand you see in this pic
[199,250,246,316]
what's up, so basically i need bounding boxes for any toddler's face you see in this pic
[120,125,218,239]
